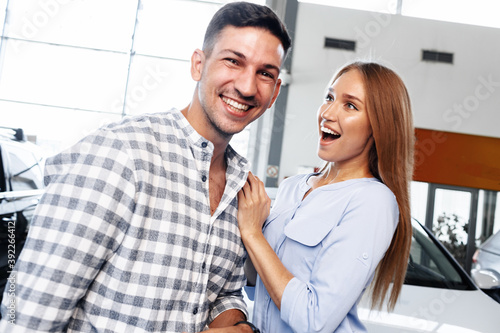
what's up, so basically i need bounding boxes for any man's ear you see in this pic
[268,78,282,109]
[191,49,205,82]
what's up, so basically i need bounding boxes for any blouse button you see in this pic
[202,175,207,182]
[201,142,208,148]
[362,253,369,260]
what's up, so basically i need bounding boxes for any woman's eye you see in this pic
[347,102,358,110]
[325,94,334,101]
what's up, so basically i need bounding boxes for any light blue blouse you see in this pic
[251,174,399,333]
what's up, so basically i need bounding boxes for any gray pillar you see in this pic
[265,0,298,187]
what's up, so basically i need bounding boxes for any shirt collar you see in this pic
[170,108,249,173]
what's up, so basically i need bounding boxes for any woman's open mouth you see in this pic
[321,126,341,142]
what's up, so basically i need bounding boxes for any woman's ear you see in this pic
[191,49,205,82]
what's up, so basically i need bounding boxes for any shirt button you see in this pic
[201,142,208,148]
[202,262,206,270]
[201,175,207,182]
[193,307,198,315]
[362,253,369,260]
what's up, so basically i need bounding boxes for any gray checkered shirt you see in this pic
[0,109,250,332]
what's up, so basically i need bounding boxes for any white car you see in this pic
[0,127,45,307]
[358,220,500,333]
[471,229,500,303]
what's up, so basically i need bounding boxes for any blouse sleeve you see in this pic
[280,183,399,332]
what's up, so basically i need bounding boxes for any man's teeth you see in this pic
[222,97,249,111]
[321,126,340,136]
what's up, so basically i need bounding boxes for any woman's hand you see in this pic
[237,172,271,239]
[238,173,293,311]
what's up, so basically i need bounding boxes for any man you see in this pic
[0,2,291,332]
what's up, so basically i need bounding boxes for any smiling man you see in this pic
[0,2,291,333]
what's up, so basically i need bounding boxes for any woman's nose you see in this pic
[320,102,338,120]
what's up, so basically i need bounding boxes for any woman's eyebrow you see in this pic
[342,93,364,105]
[327,88,364,105]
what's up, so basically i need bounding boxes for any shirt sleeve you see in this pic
[0,129,136,332]
[280,183,399,332]
[208,244,248,323]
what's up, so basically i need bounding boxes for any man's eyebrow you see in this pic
[221,49,246,59]
[221,49,280,73]
[263,63,280,74]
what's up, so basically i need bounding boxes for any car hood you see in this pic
[358,285,500,333]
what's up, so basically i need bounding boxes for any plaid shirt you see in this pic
[0,109,250,333]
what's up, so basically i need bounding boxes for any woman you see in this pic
[238,61,414,332]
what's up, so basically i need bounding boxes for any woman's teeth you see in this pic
[321,126,340,136]
[222,97,250,112]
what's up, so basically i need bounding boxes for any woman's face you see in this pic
[317,69,374,168]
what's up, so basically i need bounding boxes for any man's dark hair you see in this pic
[203,1,291,60]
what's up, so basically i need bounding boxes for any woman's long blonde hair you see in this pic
[331,62,415,310]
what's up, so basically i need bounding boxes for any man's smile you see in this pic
[221,96,252,112]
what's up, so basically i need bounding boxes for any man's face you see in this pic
[191,26,284,140]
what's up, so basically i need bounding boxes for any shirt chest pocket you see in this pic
[281,208,343,279]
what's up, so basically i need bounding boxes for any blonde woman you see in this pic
[238,62,414,332]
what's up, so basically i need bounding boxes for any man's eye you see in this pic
[225,58,238,65]
[260,71,274,79]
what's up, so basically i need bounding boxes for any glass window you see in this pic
[411,181,428,224]
[3,0,137,52]
[0,100,122,155]
[475,190,500,244]
[0,0,6,32]
[0,0,265,161]
[432,188,472,269]
[0,39,130,113]
[134,0,220,60]
[123,55,195,116]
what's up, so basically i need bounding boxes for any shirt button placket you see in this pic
[201,141,209,183]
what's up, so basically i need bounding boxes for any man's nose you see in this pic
[234,69,258,98]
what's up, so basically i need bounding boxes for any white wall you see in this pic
[278,3,500,181]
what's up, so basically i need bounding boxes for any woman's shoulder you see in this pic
[279,173,316,188]
[344,178,396,201]
[275,173,314,195]
[269,173,314,207]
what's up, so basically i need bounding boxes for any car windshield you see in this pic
[405,220,475,290]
